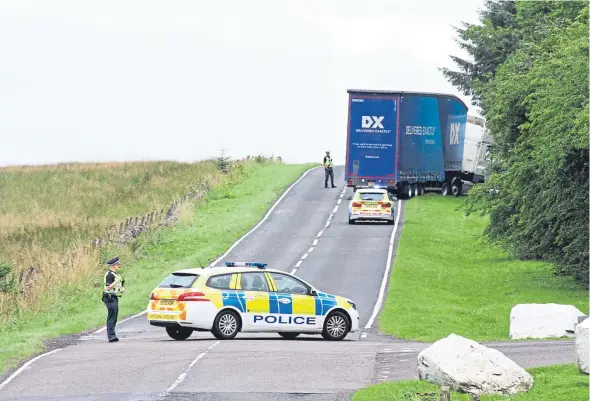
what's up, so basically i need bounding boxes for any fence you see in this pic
[91,182,210,248]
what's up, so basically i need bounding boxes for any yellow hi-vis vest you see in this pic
[325,157,333,168]
[104,270,124,297]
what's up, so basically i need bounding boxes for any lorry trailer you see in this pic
[344,89,468,198]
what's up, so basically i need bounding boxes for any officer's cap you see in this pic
[106,257,120,266]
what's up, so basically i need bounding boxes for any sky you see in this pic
[0,0,486,167]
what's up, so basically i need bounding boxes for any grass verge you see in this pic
[379,195,588,341]
[351,364,589,401]
[0,162,316,374]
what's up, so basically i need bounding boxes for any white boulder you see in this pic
[417,333,533,396]
[509,303,586,340]
[575,317,590,374]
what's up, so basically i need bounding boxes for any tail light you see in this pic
[348,178,353,184]
[150,292,158,300]
[352,202,362,208]
[381,203,392,208]
[177,291,209,302]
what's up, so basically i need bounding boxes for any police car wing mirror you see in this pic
[309,288,318,296]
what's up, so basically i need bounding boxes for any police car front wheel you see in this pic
[166,326,193,341]
[322,311,350,341]
[212,310,241,340]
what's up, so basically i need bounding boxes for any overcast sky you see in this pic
[0,0,485,166]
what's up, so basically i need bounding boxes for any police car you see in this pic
[348,187,395,225]
[147,262,360,341]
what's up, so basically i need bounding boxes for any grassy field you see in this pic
[0,160,223,318]
[378,195,588,341]
[351,364,589,401]
[0,160,315,373]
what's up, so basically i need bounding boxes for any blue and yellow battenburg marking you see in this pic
[217,290,349,316]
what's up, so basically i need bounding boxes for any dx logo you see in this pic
[449,123,460,145]
[362,116,385,129]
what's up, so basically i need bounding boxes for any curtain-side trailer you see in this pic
[344,89,468,199]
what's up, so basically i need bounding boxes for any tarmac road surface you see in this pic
[0,166,577,401]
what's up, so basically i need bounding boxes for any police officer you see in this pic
[103,256,125,342]
[323,150,336,188]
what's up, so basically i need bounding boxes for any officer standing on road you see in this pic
[323,150,336,188]
[103,256,125,343]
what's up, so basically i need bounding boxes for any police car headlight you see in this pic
[347,301,357,310]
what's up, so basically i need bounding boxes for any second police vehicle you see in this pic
[147,262,360,341]
[348,186,396,225]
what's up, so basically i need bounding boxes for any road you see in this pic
[0,166,577,401]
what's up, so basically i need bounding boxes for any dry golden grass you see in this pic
[0,159,226,319]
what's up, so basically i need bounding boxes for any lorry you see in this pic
[461,114,493,190]
[344,89,469,198]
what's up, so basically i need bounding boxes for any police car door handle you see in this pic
[278,298,291,304]
[243,295,255,300]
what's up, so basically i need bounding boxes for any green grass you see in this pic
[0,162,315,374]
[379,195,588,341]
[352,364,589,401]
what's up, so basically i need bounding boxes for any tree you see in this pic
[445,1,589,286]
[440,0,519,106]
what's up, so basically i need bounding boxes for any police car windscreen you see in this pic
[158,273,200,288]
[359,192,385,201]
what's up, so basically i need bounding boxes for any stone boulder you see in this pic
[576,318,590,374]
[417,333,533,396]
[509,303,586,340]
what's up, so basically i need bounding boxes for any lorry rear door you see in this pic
[346,94,398,181]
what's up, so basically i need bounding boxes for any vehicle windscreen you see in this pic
[158,273,200,288]
[358,192,385,201]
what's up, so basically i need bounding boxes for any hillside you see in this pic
[0,160,221,317]
[0,158,316,373]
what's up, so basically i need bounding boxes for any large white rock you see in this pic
[576,317,590,374]
[417,333,533,396]
[509,303,586,340]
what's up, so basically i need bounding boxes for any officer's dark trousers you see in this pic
[325,168,335,188]
[102,295,119,340]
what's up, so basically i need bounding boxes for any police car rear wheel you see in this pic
[166,326,193,341]
[322,311,349,341]
[278,332,301,340]
[212,310,240,339]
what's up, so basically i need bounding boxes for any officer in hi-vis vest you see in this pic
[323,150,336,188]
[103,256,125,342]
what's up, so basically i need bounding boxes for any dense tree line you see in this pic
[442,1,589,286]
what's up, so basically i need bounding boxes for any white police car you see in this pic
[147,262,360,341]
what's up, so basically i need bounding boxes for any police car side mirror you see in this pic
[309,289,318,296]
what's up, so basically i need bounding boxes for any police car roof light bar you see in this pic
[224,262,268,269]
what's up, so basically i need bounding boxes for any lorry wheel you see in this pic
[441,183,449,196]
[451,178,462,197]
